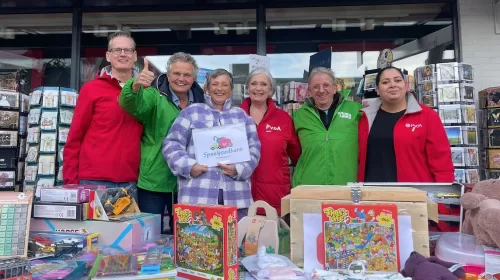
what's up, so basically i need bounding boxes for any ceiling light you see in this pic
[270,24,316,30]
[129,28,171,32]
[424,21,452,25]
[383,21,417,27]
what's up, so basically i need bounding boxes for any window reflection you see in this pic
[80,10,257,91]
[0,13,72,89]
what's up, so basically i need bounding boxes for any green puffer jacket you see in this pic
[292,92,363,187]
[119,78,204,193]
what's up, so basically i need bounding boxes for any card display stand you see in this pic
[0,70,30,192]
[24,87,77,197]
[415,63,479,185]
[478,86,500,180]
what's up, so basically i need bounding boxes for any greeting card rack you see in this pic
[415,63,479,185]
[0,69,31,192]
[25,87,77,198]
[478,86,500,180]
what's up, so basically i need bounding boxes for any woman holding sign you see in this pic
[163,69,261,220]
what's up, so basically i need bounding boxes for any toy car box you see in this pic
[174,204,238,280]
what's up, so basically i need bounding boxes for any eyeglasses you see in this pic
[108,48,135,55]
[311,83,334,92]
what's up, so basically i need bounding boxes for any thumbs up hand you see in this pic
[132,58,155,92]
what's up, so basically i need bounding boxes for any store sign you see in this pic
[192,123,251,167]
[309,48,332,73]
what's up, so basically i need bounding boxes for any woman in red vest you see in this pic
[240,68,301,215]
[358,66,454,183]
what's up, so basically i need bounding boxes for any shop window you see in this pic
[0,0,72,8]
[80,9,257,94]
[265,4,455,93]
[0,13,72,89]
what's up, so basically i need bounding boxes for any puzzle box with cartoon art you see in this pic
[174,204,238,280]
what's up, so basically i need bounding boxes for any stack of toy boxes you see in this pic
[0,70,30,192]
[24,87,77,194]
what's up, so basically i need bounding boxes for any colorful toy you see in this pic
[174,204,238,280]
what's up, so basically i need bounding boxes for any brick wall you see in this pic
[459,0,500,91]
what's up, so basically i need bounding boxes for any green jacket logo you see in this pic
[338,112,352,119]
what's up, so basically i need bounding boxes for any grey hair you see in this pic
[108,31,136,50]
[166,52,199,79]
[207,69,234,89]
[246,68,276,96]
[308,67,336,85]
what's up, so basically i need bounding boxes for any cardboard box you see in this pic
[281,186,438,267]
[33,202,89,221]
[174,204,238,280]
[29,213,160,251]
[40,188,90,203]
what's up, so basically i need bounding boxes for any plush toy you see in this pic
[400,251,465,280]
[461,179,500,248]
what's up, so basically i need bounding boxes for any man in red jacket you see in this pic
[63,31,143,196]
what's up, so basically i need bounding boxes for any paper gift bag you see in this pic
[238,200,290,257]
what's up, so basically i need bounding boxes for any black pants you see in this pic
[137,188,177,234]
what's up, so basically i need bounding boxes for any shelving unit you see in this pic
[24,87,77,196]
[0,69,30,192]
[478,86,500,180]
[415,63,479,185]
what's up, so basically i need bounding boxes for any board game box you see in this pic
[174,204,238,280]
[0,192,33,259]
[321,203,400,272]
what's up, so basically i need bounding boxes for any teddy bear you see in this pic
[400,251,465,280]
[461,179,500,248]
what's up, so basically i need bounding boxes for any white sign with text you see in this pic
[192,123,251,167]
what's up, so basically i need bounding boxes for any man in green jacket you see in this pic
[119,52,205,233]
[293,67,363,187]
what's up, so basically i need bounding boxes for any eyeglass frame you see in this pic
[107,48,136,55]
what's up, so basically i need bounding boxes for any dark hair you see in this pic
[107,31,136,50]
[375,66,405,86]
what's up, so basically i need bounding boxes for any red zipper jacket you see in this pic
[240,98,301,215]
[63,66,143,184]
[358,94,454,183]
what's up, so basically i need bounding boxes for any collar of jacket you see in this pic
[152,73,204,103]
[204,93,233,111]
[97,65,139,82]
[360,93,422,115]
[360,93,422,131]
[240,97,276,115]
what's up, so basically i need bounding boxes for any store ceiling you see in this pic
[0,3,450,35]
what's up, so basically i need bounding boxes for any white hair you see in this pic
[246,68,276,95]
[308,67,336,85]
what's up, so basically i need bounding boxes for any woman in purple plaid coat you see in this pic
[162,69,261,220]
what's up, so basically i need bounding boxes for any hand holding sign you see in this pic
[132,58,155,92]
[218,163,237,177]
[190,163,208,177]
